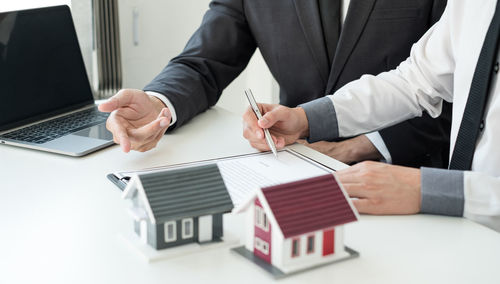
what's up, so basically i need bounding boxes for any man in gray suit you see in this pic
[99,0,450,168]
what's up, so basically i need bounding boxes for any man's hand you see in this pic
[242,104,309,151]
[98,89,171,153]
[336,161,421,215]
[297,135,383,164]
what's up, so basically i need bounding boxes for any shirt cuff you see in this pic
[364,132,392,164]
[420,167,464,216]
[299,97,339,142]
[145,91,177,126]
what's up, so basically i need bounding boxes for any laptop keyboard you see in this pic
[0,108,109,144]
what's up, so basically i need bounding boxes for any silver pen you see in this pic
[244,89,278,158]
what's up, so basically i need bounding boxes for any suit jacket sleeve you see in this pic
[143,0,256,128]
[377,0,451,168]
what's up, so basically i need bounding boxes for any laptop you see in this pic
[0,5,114,156]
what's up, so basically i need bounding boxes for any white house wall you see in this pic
[244,203,255,251]
[281,230,322,271]
[335,226,344,257]
[279,226,350,274]
[271,226,284,268]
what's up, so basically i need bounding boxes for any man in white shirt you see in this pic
[242,0,500,231]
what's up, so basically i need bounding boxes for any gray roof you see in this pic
[138,164,233,224]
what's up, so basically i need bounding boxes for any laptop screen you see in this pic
[0,5,94,131]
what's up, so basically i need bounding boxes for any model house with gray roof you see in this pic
[122,164,234,250]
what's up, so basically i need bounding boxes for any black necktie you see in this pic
[449,2,500,170]
[318,0,341,66]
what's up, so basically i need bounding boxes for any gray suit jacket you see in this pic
[145,0,451,168]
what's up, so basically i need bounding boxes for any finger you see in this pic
[250,135,284,151]
[302,141,321,152]
[336,164,361,175]
[335,167,362,184]
[351,198,374,214]
[135,132,162,152]
[258,106,289,129]
[157,108,172,122]
[257,107,287,128]
[341,183,372,199]
[128,116,170,144]
[243,128,267,150]
[98,89,135,113]
[242,124,264,140]
[128,108,170,142]
[265,135,282,150]
[255,129,264,139]
[118,132,131,153]
[242,106,259,125]
[336,173,362,185]
[106,113,132,153]
[133,115,169,151]
[296,139,308,145]
[249,139,272,151]
[275,136,286,149]
[136,143,155,153]
[242,107,263,138]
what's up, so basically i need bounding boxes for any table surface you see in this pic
[1,107,499,284]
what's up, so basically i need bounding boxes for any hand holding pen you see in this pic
[242,89,310,154]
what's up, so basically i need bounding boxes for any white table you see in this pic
[1,107,499,284]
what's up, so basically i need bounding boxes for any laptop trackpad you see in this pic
[73,124,113,140]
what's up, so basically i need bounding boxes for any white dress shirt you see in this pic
[302,0,500,231]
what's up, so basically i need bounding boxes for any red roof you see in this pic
[261,174,357,238]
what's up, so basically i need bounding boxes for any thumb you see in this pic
[118,131,131,153]
[128,109,170,140]
[258,106,289,129]
[157,108,171,128]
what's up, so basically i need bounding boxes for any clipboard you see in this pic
[107,144,349,206]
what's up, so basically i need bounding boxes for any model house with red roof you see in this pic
[233,174,359,278]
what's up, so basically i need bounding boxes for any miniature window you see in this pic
[307,235,315,254]
[254,238,262,252]
[255,237,262,248]
[291,239,300,258]
[261,241,269,255]
[182,218,194,239]
[164,221,177,243]
[254,237,269,255]
[255,206,269,232]
[262,213,269,231]
[255,207,262,227]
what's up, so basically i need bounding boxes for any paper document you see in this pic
[217,151,331,206]
[111,149,334,207]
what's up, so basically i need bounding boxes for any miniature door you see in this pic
[322,229,335,256]
[198,215,213,242]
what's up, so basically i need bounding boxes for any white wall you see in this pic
[117,0,278,116]
[71,0,93,86]
[0,0,70,12]
[118,0,208,91]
